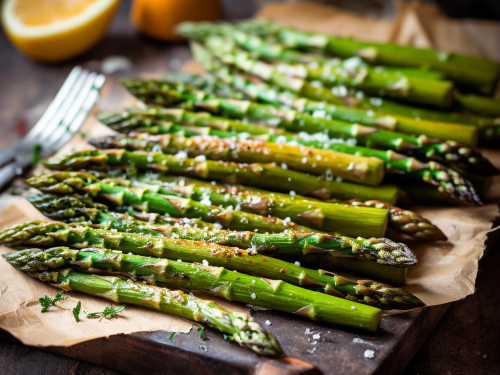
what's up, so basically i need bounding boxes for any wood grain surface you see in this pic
[0,1,499,375]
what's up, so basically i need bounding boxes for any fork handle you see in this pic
[0,158,33,191]
[0,147,17,168]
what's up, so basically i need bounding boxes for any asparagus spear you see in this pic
[132,175,446,241]
[328,199,446,241]
[27,171,389,238]
[235,19,500,92]
[454,92,500,118]
[90,132,386,187]
[23,194,411,284]
[121,78,497,176]
[40,149,399,204]
[26,193,416,266]
[0,221,395,330]
[186,49,479,145]
[1,259,280,354]
[188,38,500,144]
[183,29,454,108]
[97,106,480,206]
[6,246,423,310]
[26,171,330,235]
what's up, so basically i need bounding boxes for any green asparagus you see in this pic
[235,19,500,92]
[5,246,423,310]
[131,175,446,241]
[40,149,399,204]
[89,132,386,186]
[26,193,416,266]
[97,107,480,206]
[187,31,455,108]
[186,49,479,145]
[121,77,497,176]
[27,171,389,238]
[0,221,394,329]
[2,259,281,354]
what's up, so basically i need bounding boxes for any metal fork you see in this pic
[0,66,105,190]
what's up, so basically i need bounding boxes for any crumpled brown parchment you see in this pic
[0,1,499,348]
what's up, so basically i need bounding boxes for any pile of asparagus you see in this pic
[2,19,499,356]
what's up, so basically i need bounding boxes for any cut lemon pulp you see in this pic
[2,0,120,62]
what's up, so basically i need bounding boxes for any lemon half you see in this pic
[2,0,120,63]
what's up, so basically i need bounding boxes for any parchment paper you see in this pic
[1,1,499,348]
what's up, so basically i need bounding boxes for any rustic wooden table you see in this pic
[0,2,499,374]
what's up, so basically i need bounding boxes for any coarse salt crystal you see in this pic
[312,333,320,340]
[250,293,257,300]
[202,259,209,266]
[265,320,272,326]
[289,190,296,197]
[194,155,206,162]
[364,350,375,359]
[294,261,301,266]
[176,151,188,159]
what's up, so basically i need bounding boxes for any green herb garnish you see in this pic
[39,290,67,312]
[169,332,176,342]
[86,305,125,321]
[222,334,234,341]
[197,325,205,339]
[72,301,81,322]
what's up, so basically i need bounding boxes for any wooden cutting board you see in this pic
[0,303,449,375]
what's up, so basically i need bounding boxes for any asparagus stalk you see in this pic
[133,175,446,241]
[235,19,500,92]
[25,193,416,285]
[26,171,329,235]
[27,171,389,238]
[327,199,446,241]
[0,221,396,330]
[5,246,423,310]
[129,174,392,240]
[97,106,480,206]
[1,259,280,354]
[90,132,386,186]
[454,92,500,118]
[189,39,499,144]
[186,50,478,145]
[121,78,497,176]
[40,148,399,204]
[186,30,455,108]
[26,193,414,265]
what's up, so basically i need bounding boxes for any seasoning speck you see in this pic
[364,349,375,359]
